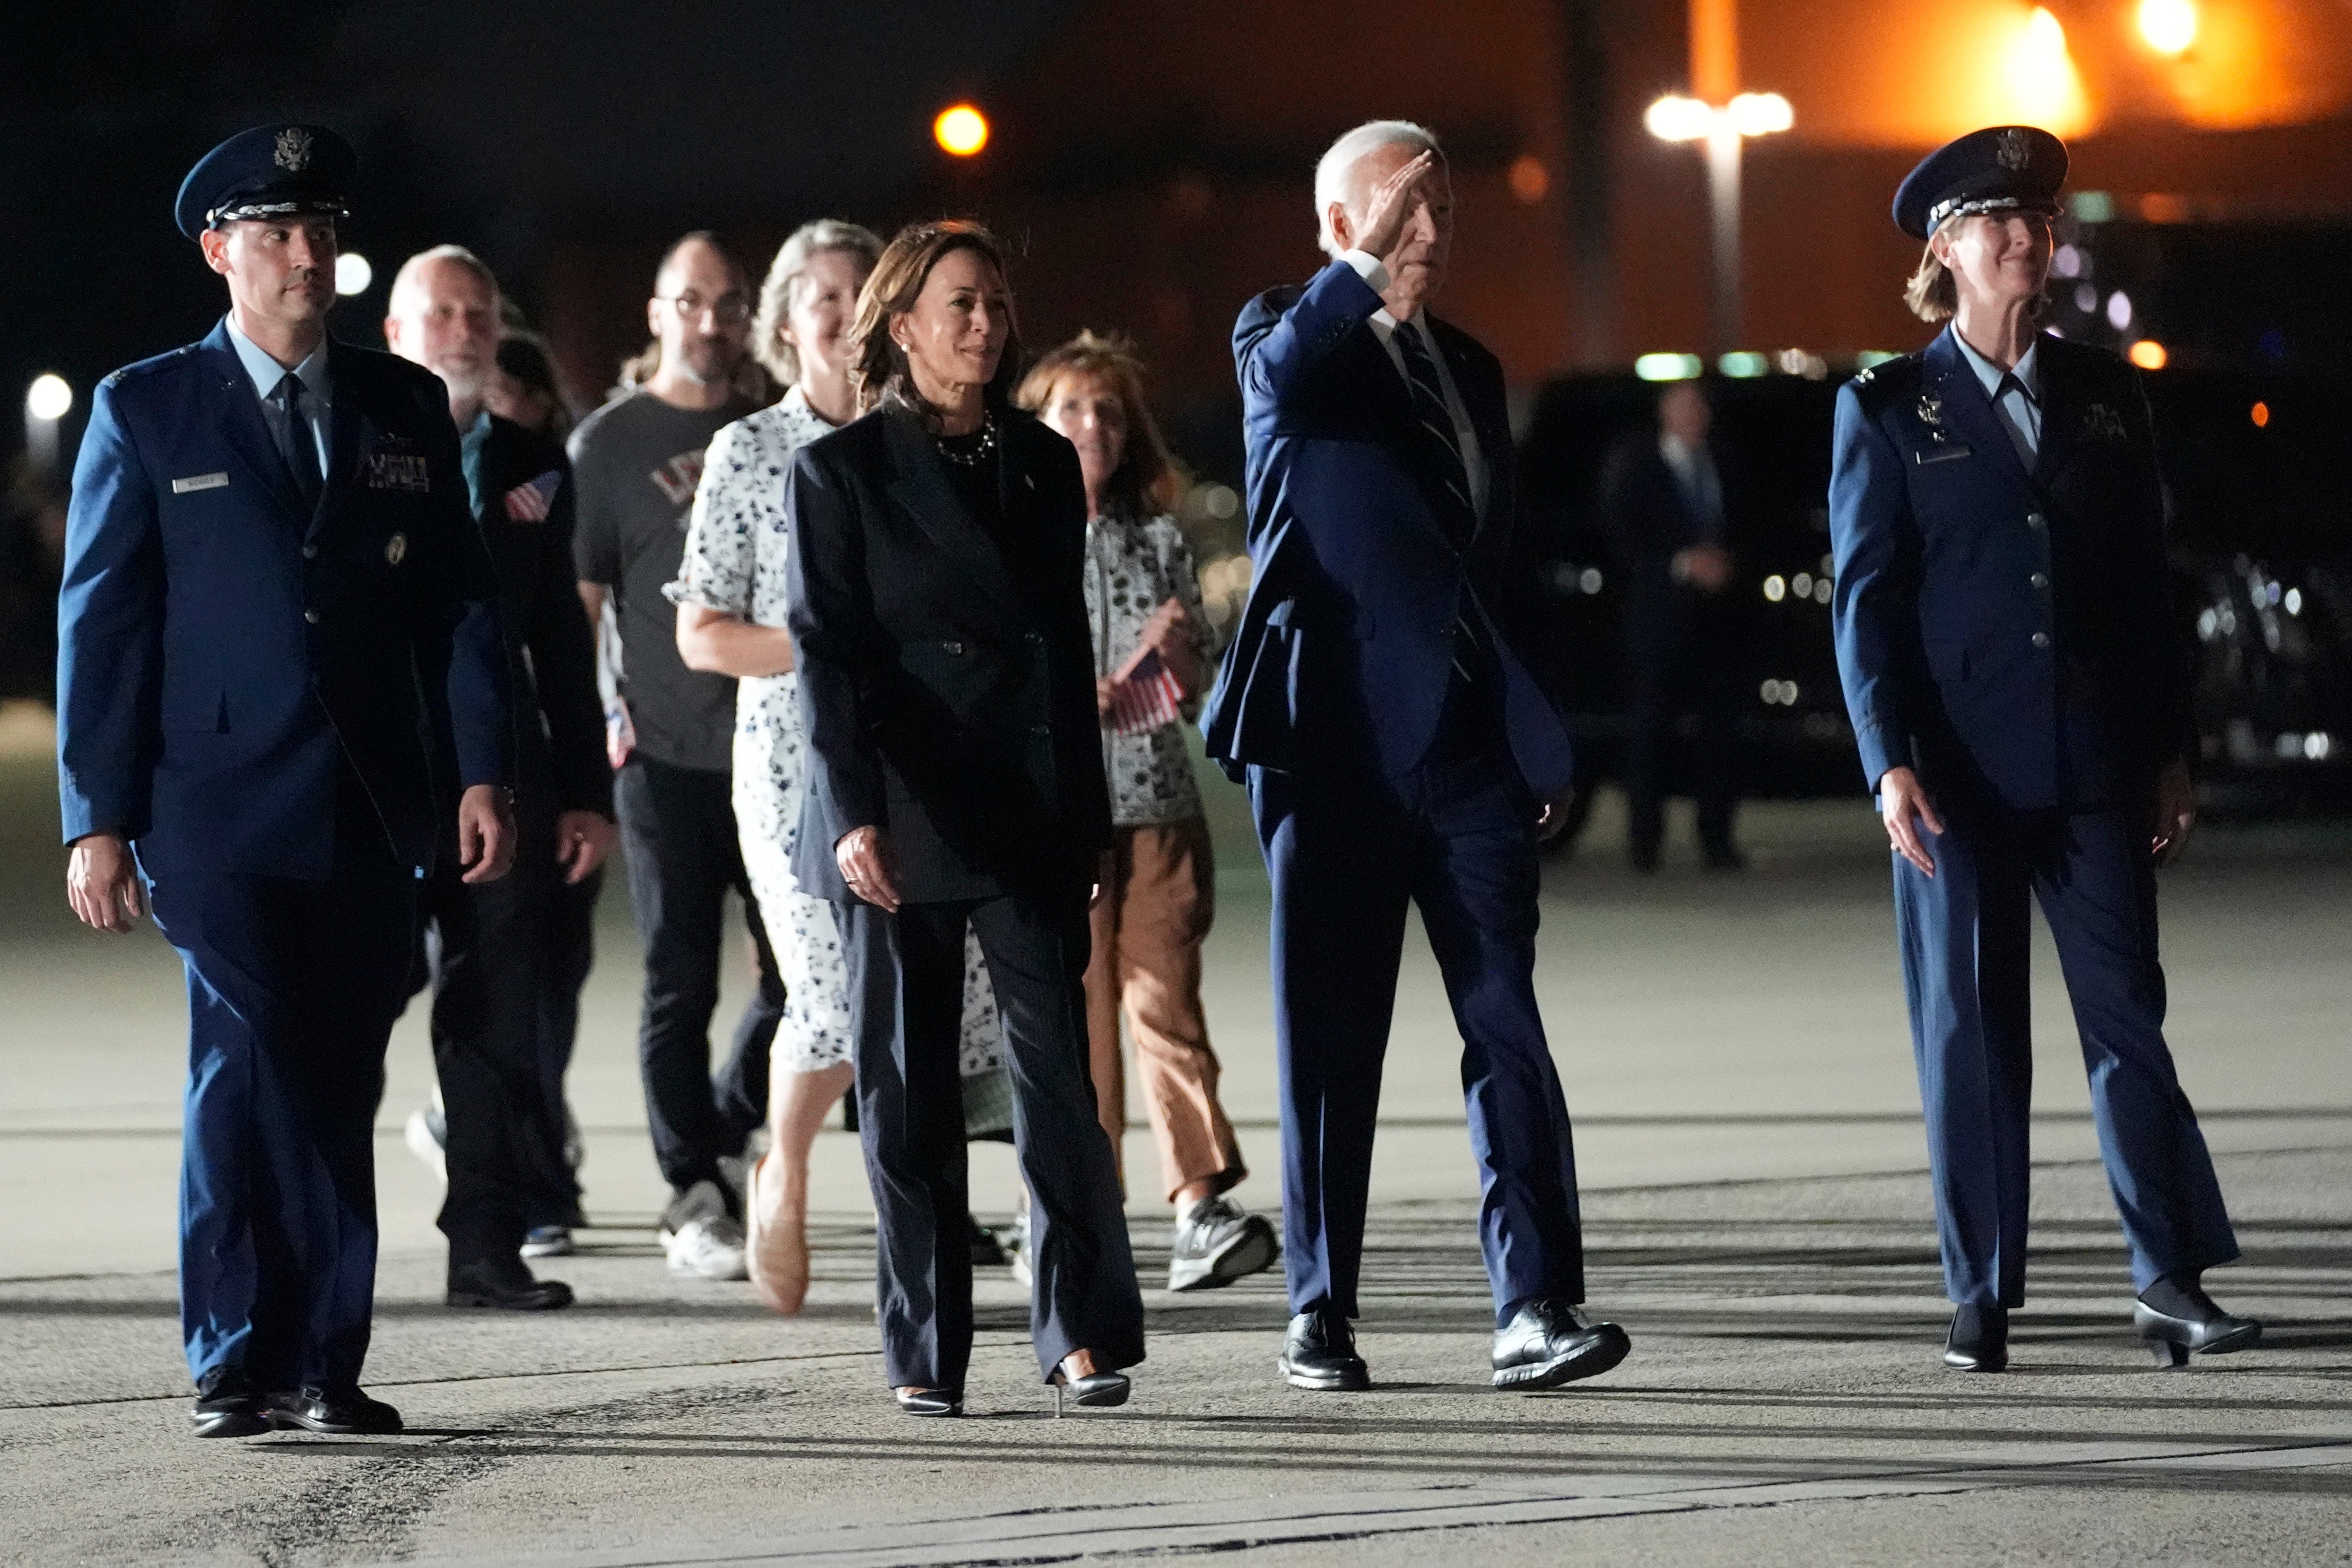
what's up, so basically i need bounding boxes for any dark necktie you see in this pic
[274,372,322,510]
[1391,321,1475,546]
[1391,321,1490,682]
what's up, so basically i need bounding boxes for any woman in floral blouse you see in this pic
[669,220,1004,1313]
[1016,333,1278,1292]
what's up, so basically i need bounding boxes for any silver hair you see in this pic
[752,219,884,386]
[387,243,499,317]
[1312,119,1440,258]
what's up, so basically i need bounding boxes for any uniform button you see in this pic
[2031,631,2050,648]
[303,609,320,625]
[2030,572,2049,589]
[942,639,964,655]
[301,544,318,560]
[2026,512,2046,529]
[1030,724,1051,737]
[1024,631,1043,645]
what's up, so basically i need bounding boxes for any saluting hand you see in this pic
[66,832,144,934]
[457,783,517,885]
[1353,149,1439,267]
[1879,765,1945,878]
[2150,759,2196,865]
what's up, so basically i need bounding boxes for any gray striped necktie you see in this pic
[1391,321,1487,681]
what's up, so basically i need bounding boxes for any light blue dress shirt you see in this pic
[224,316,333,484]
[1950,330,2042,467]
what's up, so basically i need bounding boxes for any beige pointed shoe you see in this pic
[745,1153,810,1315]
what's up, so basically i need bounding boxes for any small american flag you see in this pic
[1108,644,1184,737]
[504,468,563,522]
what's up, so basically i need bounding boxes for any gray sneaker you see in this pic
[1168,1194,1279,1292]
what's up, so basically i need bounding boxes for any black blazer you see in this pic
[471,416,609,818]
[1600,432,1749,660]
[783,403,1111,903]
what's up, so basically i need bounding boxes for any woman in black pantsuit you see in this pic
[783,221,1143,1416]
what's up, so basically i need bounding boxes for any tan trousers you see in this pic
[1084,815,1245,1203]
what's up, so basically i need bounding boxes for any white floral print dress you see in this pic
[667,387,1004,1076]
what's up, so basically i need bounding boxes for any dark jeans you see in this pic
[842,887,1144,1391]
[1624,609,1744,858]
[422,792,579,1263]
[615,755,778,1201]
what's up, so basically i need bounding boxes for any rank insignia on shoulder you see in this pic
[1852,365,1876,385]
[362,451,430,492]
[2082,403,2126,440]
[385,532,408,565]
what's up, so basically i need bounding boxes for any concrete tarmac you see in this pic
[2,705,2348,1565]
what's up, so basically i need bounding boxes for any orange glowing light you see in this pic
[933,104,989,158]
[2138,0,2197,56]
[1507,154,1550,205]
[2128,339,2170,370]
[2251,401,2271,428]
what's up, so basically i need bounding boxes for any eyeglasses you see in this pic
[656,291,751,326]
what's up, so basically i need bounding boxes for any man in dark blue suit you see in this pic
[1830,125,2255,1373]
[1204,120,1630,1393]
[57,126,515,1438]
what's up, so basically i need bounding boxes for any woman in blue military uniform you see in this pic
[57,126,514,1437]
[1828,125,2258,1373]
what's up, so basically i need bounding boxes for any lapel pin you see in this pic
[385,532,407,565]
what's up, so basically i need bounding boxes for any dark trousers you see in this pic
[842,888,1144,1390]
[1624,608,1743,858]
[1248,725,1586,1327]
[1893,801,2238,1305]
[423,791,578,1262]
[143,776,415,1392]
[615,756,778,1199]
[529,864,602,1227]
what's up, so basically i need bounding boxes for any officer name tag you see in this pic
[362,452,430,492]
[1914,445,1973,466]
[171,472,231,494]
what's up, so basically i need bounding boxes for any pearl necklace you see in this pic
[934,413,998,467]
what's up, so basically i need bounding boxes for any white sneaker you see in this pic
[404,1105,447,1185]
[661,1214,747,1280]
[521,1225,574,1259]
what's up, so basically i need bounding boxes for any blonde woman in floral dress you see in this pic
[670,220,1004,1313]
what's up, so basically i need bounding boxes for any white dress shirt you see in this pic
[225,316,333,484]
[1950,330,2042,468]
[1338,249,1488,519]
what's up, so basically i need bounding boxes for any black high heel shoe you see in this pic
[894,1387,963,1417]
[1049,1353,1130,1417]
[1943,1303,2008,1372]
[2136,1277,2261,1367]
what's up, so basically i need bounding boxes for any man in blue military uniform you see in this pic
[1828,125,2257,1374]
[57,125,515,1438]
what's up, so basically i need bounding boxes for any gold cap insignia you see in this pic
[1996,128,2031,172]
[274,127,314,173]
[385,532,408,565]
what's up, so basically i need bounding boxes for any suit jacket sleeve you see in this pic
[783,444,884,854]
[1828,381,1920,791]
[1234,257,1384,420]
[527,454,612,814]
[414,382,512,791]
[55,379,163,844]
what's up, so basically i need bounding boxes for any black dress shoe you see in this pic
[1944,1303,2008,1372]
[267,1385,403,1435]
[1491,1299,1632,1390]
[1279,1308,1370,1391]
[894,1388,964,1417]
[2136,1279,2261,1366]
[448,1254,575,1311]
[190,1367,270,1439]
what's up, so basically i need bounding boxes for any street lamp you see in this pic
[933,103,989,158]
[2138,0,2197,55]
[24,373,72,472]
[1645,89,1793,358]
